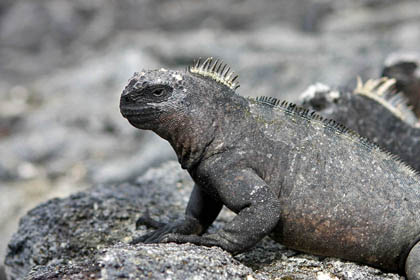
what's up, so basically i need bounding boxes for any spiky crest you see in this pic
[253,96,420,177]
[355,77,419,126]
[187,57,240,90]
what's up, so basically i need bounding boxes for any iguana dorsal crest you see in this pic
[355,77,419,126]
[187,57,240,90]
[255,96,354,135]
[254,95,419,177]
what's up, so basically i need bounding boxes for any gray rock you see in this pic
[4,161,191,279]
[98,243,254,280]
[5,162,403,280]
[23,243,256,280]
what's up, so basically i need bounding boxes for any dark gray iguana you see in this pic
[301,78,420,172]
[119,58,420,279]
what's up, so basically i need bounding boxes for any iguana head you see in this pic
[300,83,343,115]
[120,58,241,168]
[120,58,240,132]
[120,68,188,130]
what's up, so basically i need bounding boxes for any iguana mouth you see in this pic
[124,111,161,129]
[120,105,158,119]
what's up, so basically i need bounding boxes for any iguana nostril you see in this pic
[121,94,133,103]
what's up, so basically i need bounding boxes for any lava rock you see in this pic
[5,161,402,280]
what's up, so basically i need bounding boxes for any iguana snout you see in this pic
[119,69,185,129]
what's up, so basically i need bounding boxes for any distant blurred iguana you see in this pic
[382,52,420,118]
[120,58,420,279]
[301,77,420,172]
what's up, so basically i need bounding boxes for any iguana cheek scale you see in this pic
[120,57,420,280]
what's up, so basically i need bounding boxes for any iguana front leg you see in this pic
[132,184,223,244]
[159,167,282,254]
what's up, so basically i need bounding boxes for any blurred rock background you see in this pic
[0,0,419,278]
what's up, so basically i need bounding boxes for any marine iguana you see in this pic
[119,58,420,279]
[301,78,420,172]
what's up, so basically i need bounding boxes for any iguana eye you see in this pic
[152,88,165,97]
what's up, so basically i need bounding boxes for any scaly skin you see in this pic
[301,78,420,172]
[120,58,420,279]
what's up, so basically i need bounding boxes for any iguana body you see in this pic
[301,78,420,172]
[120,58,420,279]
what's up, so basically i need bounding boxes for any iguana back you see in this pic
[245,98,420,270]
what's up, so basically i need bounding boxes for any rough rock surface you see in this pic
[5,162,403,279]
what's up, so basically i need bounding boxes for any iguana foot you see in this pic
[135,212,165,229]
[159,232,247,255]
[131,214,202,245]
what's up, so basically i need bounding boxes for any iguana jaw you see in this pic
[120,99,163,130]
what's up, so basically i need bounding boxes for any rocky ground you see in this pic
[4,162,403,280]
[1,0,420,279]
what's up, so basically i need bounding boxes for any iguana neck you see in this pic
[154,87,247,170]
[155,114,216,170]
